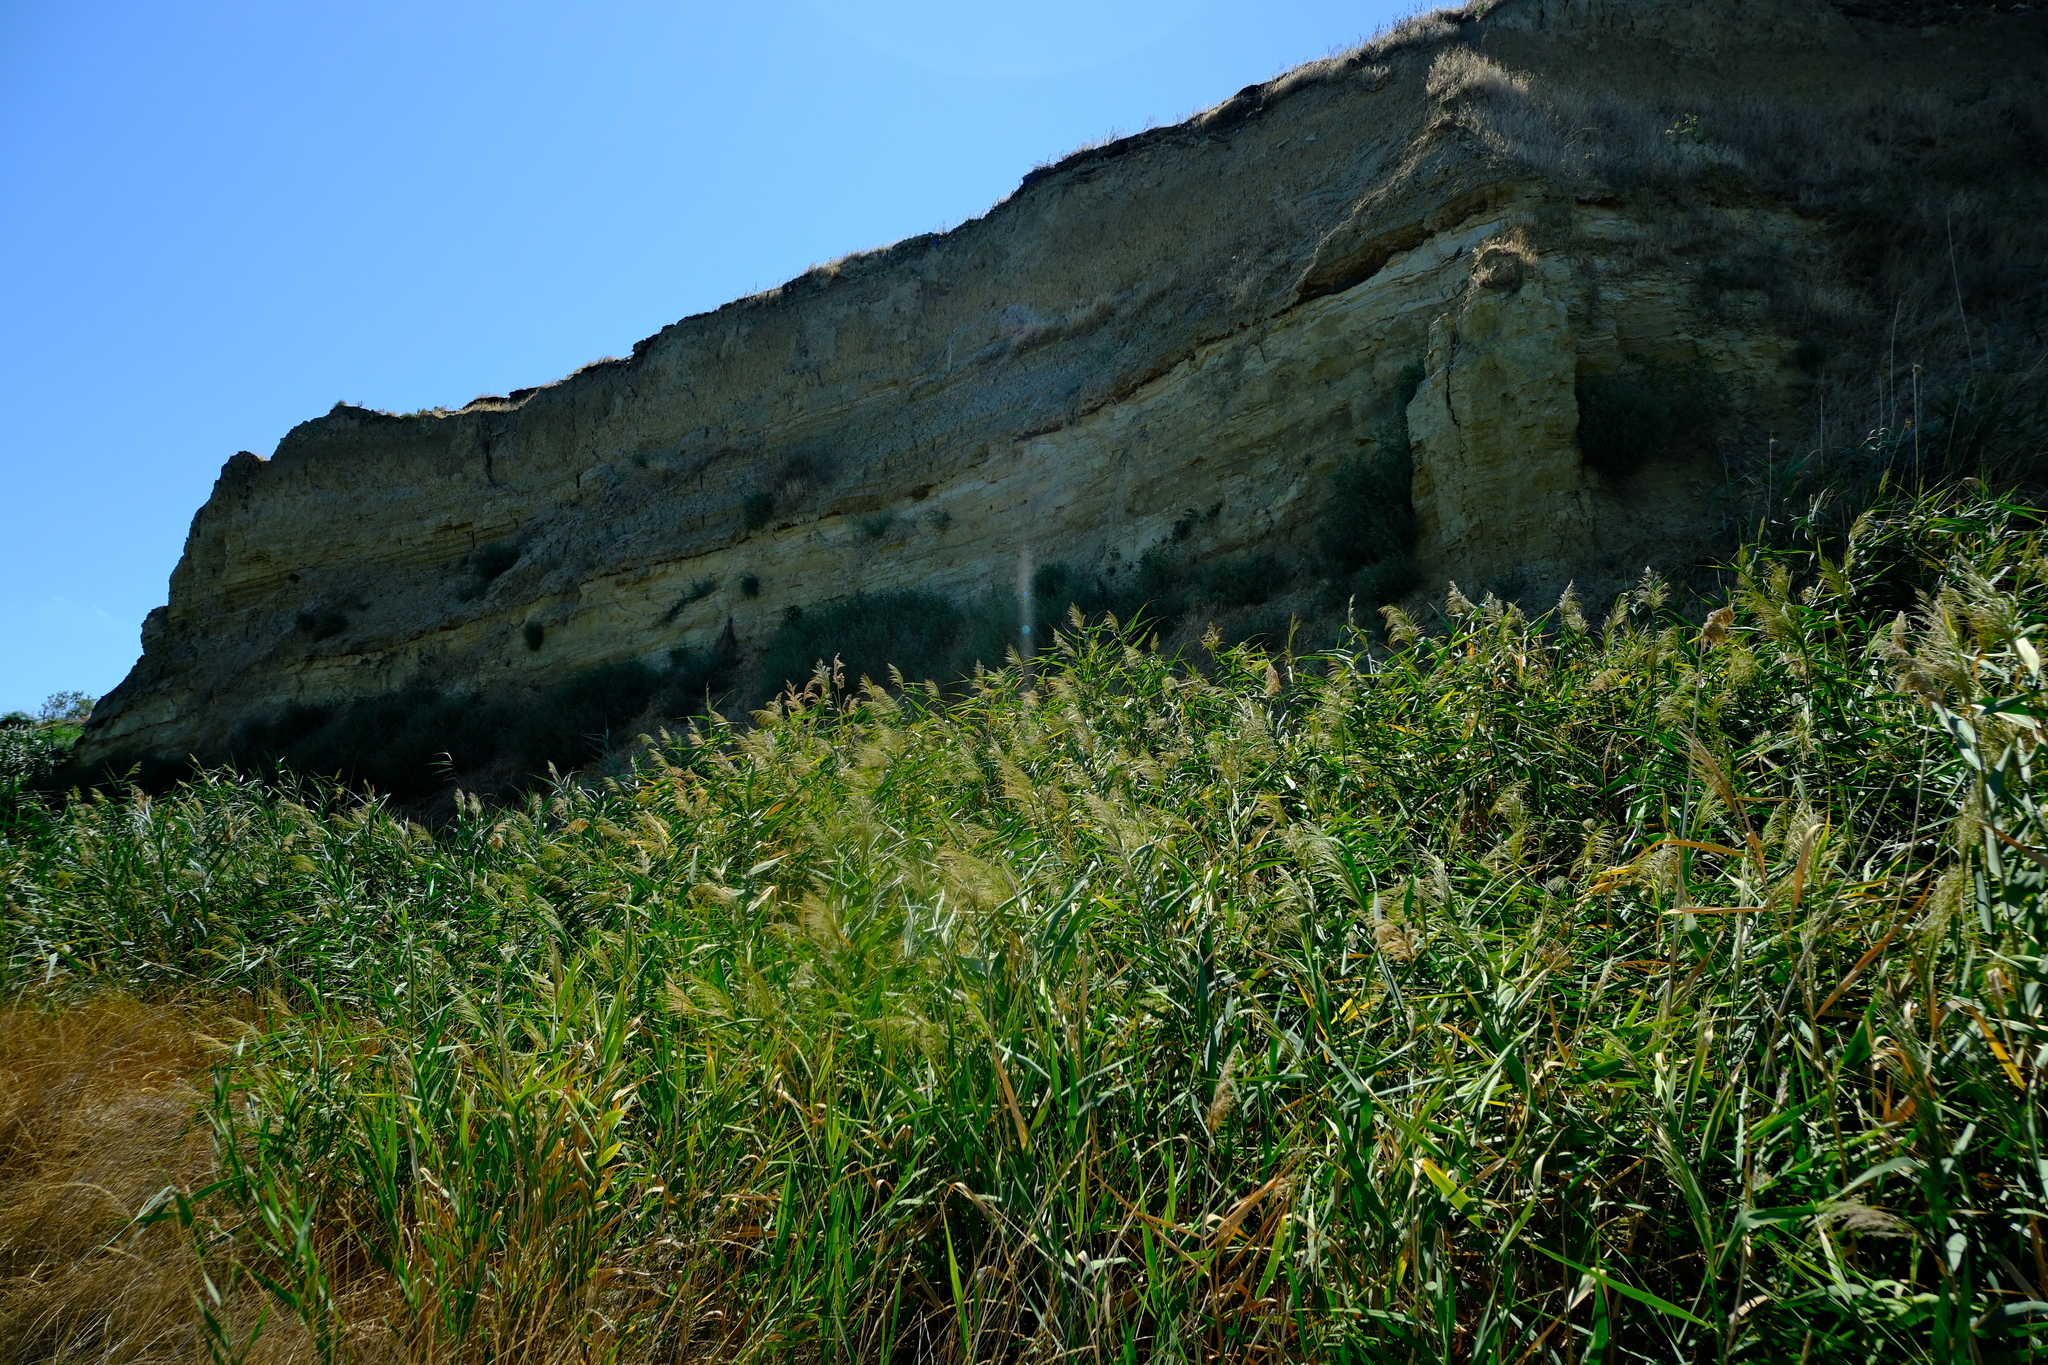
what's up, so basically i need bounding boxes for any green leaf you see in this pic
[1531,1246,1709,1328]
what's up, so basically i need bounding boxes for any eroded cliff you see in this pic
[76,0,2048,790]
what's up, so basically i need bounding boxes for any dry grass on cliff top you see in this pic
[2,487,2047,1363]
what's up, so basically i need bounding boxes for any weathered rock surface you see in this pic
[1407,259,1586,590]
[76,0,2048,775]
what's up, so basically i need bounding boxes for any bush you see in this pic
[0,718,82,830]
[753,590,966,700]
[1169,502,1222,544]
[223,651,732,801]
[523,621,545,651]
[454,542,522,601]
[959,589,1025,669]
[940,564,1119,662]
[1319,451,1416,573]
[741,492,775,532]
[738,573,761,598]
[37,691,94,724]
[1918,372,2048,488]
[1785,335,1828,375]
[1576,361,1720,479]
[513,663,662,774]
[1030,562,1110,626]
[1192,554,1289,608]
[232,688,508,801]
[659,644,737,717]
[1109,546,1191,625]
[773,451,833,498]
[1348,554,1421,611]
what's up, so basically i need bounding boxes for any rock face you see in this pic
[76,0,2048,778]
[1407,256,1586,591]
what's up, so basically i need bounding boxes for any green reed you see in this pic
[3,488,2044,1363]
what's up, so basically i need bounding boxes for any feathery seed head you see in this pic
[1557,581,1588,635]
[1379,604,1422,645]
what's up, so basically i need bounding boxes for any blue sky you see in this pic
[0,0,1414,714]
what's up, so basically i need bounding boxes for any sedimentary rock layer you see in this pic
[78,0,2048,770]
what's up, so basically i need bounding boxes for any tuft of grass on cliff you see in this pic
[3,490,2047,1362]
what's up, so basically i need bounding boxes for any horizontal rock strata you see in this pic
[78,0,2048,775]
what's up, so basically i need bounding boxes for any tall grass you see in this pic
[2,489,2044,1362]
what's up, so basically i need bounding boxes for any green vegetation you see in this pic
[742,492,776,533]
[3,491,2044,1360]
[740,573,762,598]
[1,694,93,831]
[1191,553,1289,609]
[214,653,736,804]
[747,568,1185,711]
[752,588,973,705]
[1787,336,1829,376]
[1083,501,1315,632]
[1022,544,1298,645]
[524,620,546,651]
[1030,562,1110,624]
[36,691,95,725]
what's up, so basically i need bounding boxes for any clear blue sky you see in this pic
[0,0,1413,714]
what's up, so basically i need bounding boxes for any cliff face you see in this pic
[79,0,2048,777]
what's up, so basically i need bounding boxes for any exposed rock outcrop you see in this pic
[1407,251,1586,590]
[75,0,2048,783]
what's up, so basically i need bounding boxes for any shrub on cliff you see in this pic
[292,609,349,640]
[1192,552,1289,608]
[232,687,507,800]
[223,654,733,802]
[511,662,666,773]
[752,588,966,700]
[1029,560,1110,626]
[472,540,519,582]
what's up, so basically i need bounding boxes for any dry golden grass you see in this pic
[0,999,245,1365]
[0,996,656,1365]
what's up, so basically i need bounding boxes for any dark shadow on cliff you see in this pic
[41,647,738,812]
